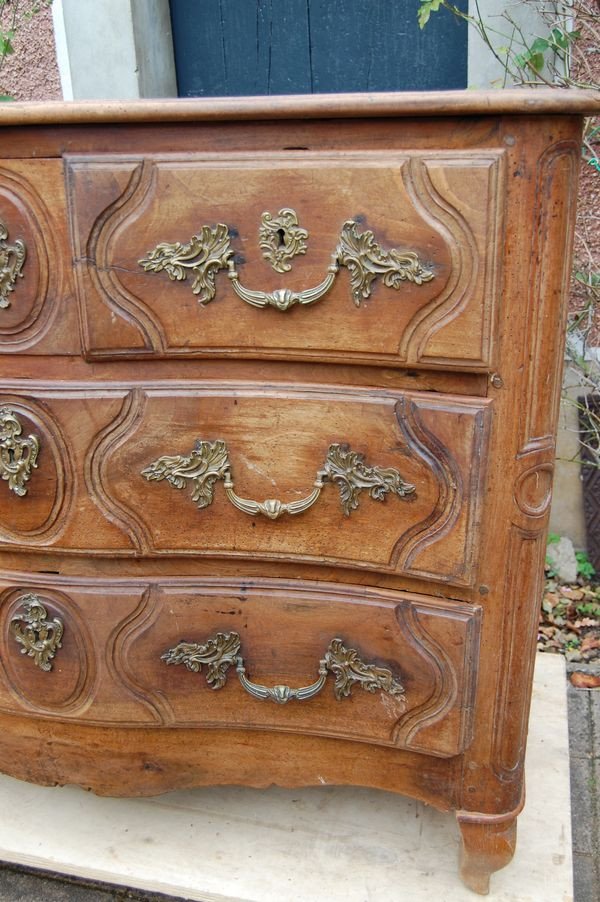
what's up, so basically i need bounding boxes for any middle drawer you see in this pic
[0,384,491,586]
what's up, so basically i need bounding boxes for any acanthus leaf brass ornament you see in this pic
[337,220,435,306]
[138,223,233,305]
[141,438,229,509]
[142,440,415,521]
[258,208,308,273]
[0,218,26,310]
[324,442,416,515]
[161,631,241,689]
[10,594,64,672]
[139,217,434,311]
[0,406,40,497]
[162,631,406,706]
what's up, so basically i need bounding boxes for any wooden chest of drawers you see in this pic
[0,90,598,894]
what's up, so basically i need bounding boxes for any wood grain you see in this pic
[0,89,597,125]
[0,382,491,586]
[0,94,590,893]
[66,151,503,369]
[0,573,480,759]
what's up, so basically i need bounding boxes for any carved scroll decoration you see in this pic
[0,218,26,310]
[0,406,40,497]
[10,594,63,671]
[142,440,415,521]
[139,217,434,311]
[162,631,405,706]
[259,208,308,273]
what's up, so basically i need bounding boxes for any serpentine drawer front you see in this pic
[64,151,504,368]
[0,91,597,894]
[0,385,490,585]
[0,576,480,759]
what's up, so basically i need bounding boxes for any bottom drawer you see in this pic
[0,575,480,759]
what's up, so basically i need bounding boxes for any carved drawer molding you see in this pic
[0,90,597,896]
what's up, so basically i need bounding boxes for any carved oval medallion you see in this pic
[0,587,96,715]
[0,166,60,351]
[514,463,554,518]
[0,397,73,546]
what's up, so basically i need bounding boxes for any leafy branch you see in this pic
[418,0,596,88]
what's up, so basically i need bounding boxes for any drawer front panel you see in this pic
[0,576,481,758]
[66,151,504,368]
[0,385,491,586]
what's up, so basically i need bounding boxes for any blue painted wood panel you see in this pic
[170,1,468,97]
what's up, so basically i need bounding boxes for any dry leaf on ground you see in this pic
[569,671,600,689]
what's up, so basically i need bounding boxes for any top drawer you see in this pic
[64,150,505,367]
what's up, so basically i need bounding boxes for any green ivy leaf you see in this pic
[529,52,546,72]
[551,28,569,50]
[418,0,444,29]
[530,37,550,54]
[0,35,14,56]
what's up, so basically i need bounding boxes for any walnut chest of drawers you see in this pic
[1,90,598,894]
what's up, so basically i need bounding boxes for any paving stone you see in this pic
[572,851,600,902]
[591,691,600,761]
[567,661,600,761]
[567,679,594,760]
[0,866,115,902]
[570,754,597,856]
[0,864,190,902]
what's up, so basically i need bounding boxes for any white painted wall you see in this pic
[468,0,564,88]
[52,0,176,100]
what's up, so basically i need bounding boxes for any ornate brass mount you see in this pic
[139,218,434,312]
[0,407,40,497]
[162,631,406,706]
[0,218,26,310]
[259,208,308,273]
[10,594,64,672]
[142,440,415,521]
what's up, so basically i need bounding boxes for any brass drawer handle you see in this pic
[10,594,63,672]
[142,440,415,521]
[227,256,339,312]
[139,218,434,311]
[0,218,26,310]
[0,407,40,497]
[162,631,405,706]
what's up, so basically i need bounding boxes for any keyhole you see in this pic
[276,228,286,247]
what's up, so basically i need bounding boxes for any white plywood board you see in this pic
[0,654,572,901]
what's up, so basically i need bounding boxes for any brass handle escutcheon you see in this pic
[139,218,434,311]
[142,441,415,520]
[0,218,26,310]
[0,407,40,497]
[162,632,406,706]
[10,594,63,671]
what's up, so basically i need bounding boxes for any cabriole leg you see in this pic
[456,807,519,895]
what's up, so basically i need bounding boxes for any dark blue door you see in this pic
[170,1,468,97]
